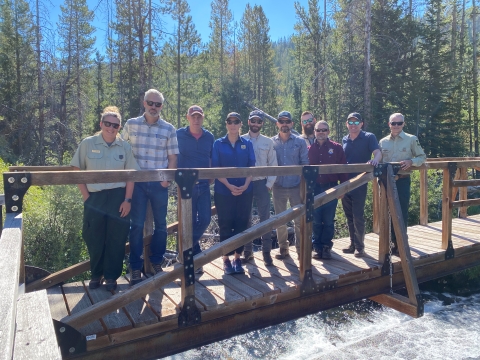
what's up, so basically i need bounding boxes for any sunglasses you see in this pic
[348,120,361,125]
[278,119,292,124]
[315,128,329,132]
[226,119,241,125]
[302,118,314,125]
[390,121,404,126]
[249,118,263,124]
[146,100,162,107]
[102,120,120,129]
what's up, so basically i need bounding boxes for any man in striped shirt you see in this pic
[122,89,179,285]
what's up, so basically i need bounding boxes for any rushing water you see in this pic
[165,291,480,360]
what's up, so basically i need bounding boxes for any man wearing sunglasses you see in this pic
[241,110,278,266]
[379,113,426,254]
[122,89,179,285]
[176,105,214,273]
[342,112,382,257]
[308,121,348,260]
[300,111,317,147]
[271,110,309,259]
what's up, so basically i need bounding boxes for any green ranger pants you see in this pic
[82,187,130,280]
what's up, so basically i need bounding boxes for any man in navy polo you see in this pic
[176,105,215,273]
[342,112,382,257]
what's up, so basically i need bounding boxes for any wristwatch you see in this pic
[124,198,132,203]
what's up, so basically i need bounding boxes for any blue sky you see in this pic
[49,0,312,49]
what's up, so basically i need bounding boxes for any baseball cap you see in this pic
[278,110,292,120]
[188,105,204,116]
[249,110,264,120]
[347,112,363,122]
[226,112,241,121]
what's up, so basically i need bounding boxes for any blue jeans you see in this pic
[129,181,168,270]
[191,182,212,256]
[312,182,338,251]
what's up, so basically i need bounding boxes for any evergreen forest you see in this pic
[1,0,480,165]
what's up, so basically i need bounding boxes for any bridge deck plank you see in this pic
[47,214,480,352]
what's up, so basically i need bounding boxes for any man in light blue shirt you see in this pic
[271,111,309,259]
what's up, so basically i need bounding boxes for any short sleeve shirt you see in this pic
[342,131,380,179]
[379,131,426,167]
[122,115,179,169]
[177,126,214,183]
[212,135,256,195]
[70,133,140,192]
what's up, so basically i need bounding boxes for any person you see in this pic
[300,111,317,147]
[176,105,214,273]
[241,110,278,266]
[122,89,179,285]
[308,120,348,260]
[272,110,309,259]
[212,112,255,274]
[379,113,426,253]
[71,106,140,291]
[341,112,382,257]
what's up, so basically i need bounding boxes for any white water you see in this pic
[166,292,480,359]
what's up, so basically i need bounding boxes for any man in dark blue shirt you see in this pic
[342,112,382,257]
[176,105,214,273]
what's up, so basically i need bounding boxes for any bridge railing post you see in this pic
[442,163,456,255]
[299,167,317,292]
[372,177,380,234]
[419,168,428,225]
[175,169,201,327]
[458,167,468,218]
[377,175,389,265]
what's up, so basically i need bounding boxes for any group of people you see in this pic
[71,87,426,291]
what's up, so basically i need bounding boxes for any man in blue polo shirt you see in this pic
[342,112,382,257]
[177,105,215,273]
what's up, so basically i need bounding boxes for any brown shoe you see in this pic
[275,248,290,259]
[342,244,355,254]
[354,249,366,257]
[263,251,273,266]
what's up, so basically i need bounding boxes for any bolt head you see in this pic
[12,195,19,201]
[11,206,18,212]
[21,177,27,183]
[60,327,65,333]
[8,177,14,183]
[69,347,75,353]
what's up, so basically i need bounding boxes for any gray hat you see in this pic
[278,110,292,120]
[249,110,264,120]
[347,112,363,122]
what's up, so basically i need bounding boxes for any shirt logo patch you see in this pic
[92,150,100,153]
[328,148,334,154]
[241,145,246,149]
[119,155,124,159]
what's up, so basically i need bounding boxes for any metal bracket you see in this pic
[445,240,455,260]
[299,269,317,295]
[3,172,31,213]
[182,249,195,287]
[178,295,202,327]
[25,265,55,287]
[392,164,402,175]
[175,169,199,199]
[416,294,424,317]
[381,254,394,276]
[318,279,337,292]
[302,166,318,222]
[53,319,86,358]
[373,163,387,177]
[448,162,458,182]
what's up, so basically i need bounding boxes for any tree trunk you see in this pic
[364,0,372,127]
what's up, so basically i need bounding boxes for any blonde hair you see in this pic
[101,106,122,125]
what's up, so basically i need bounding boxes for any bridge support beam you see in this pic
[299,166,318,286]
[175,169,201,326]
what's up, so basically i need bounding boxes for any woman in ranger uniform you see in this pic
[71,106,140,291]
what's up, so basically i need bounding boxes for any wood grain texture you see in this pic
[14,291,62,360]
[0,213,22,360]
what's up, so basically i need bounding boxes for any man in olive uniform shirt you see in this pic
[379,113,426,252]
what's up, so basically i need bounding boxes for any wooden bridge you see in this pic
[2,158,480,360]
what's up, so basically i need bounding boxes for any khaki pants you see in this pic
[272,185,301,253]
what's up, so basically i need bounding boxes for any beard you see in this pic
[280,126,290,133]
[249,125,261,133]
[304,124,314,135]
